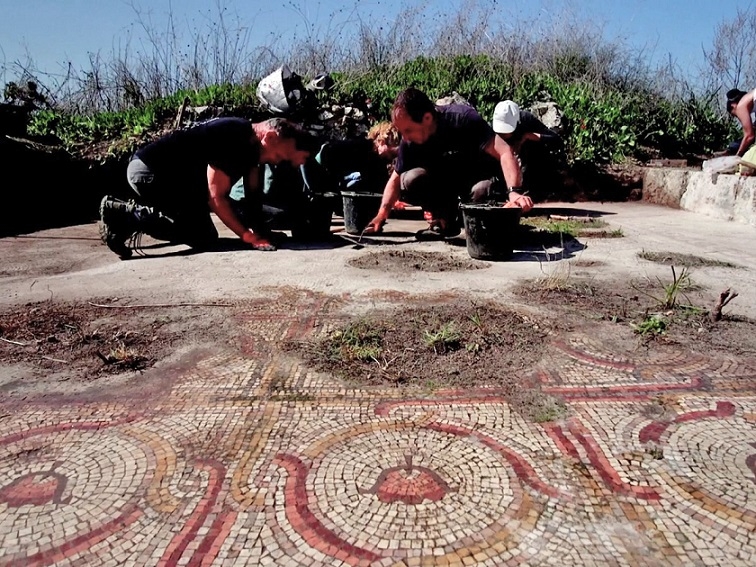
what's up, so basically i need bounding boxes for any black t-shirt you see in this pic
[135,117,260,190]
[508,110,562,148]
[395,104,496,174]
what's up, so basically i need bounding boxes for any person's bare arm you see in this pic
[363,170,401,233]
[484,136,533,212]
[206,165,275,250]
[735,101,755,157]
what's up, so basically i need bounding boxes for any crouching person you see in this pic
[490,100,566,201]
[99,117,317,259]
[363,88,533,239]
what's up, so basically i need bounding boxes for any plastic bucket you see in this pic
[460,204,522,261]
[292,194,335,240]
[342,192,382,235]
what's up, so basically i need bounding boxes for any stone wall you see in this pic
[643,167,756,227]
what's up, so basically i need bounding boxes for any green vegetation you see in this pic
[630,266,709,337]
[521,216,610,237]
[529,395,568,423]
[422,322,462,354]
[635,266,694,310]
[27,83,259,155]
[8,54,733,163]
[631,314,668,336]
[323,320,384,362]
[5,0,739,165]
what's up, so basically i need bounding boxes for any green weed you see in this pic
[468,309,483,329]
[422,322,462,354]
[531,398,568,423]
[634,266,694,310]
[631,314,667,336]
[326,320,384,362]
[521,216,609,238]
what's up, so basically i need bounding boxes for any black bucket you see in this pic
[460,204,522,260]
[342,192,382,235]
[292,193,335,240]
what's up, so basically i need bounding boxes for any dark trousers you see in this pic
[517,140,567,201]
[399,165,505,227]
[126,158,218,247]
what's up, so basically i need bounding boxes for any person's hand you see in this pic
[508,191,533,213]
[362,215,386,234]
[242,231,277,251]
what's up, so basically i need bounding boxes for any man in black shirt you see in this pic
[99,117,317,259]
[364,88,533,239]
[492,100,565,200]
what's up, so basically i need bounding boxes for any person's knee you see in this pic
[400,168,429,193]
[126,158,155,200]
[470,179,493,202]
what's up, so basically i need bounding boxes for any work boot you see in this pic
[100,196,142,259]
[415,215,461,241]
[100,195,172,258]
[415,224,461,241]
[100,196,178,258]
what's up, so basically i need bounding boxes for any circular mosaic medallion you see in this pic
[312,426,521,548]
[0,425,149,556]
[663,417,756,515]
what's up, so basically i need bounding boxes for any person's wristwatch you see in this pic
[507,186,523,196]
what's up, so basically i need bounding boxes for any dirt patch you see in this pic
[521,216,623,240]
[519,278,756,357]
[291,302,552,388]
[348,250,488,272]
[0,299,237,397]
[571,259,606,268]
[637,251,742,269]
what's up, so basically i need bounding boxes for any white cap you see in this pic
[492,100,520,134]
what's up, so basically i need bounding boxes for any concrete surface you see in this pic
[2,201,755,317]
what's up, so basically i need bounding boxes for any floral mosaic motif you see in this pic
[358,454,456,504]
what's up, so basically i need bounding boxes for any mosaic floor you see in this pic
[1,289,755,566]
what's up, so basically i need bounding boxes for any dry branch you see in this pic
[87,302,232,309]
[0,337,29,347]
[174,96,190,129]
[710,288,739,322]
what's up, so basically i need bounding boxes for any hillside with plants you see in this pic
[1,1,750,234]
[7,52,737,167]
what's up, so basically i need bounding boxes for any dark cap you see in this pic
[726,88,748,104]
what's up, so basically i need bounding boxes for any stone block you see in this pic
[643,168,756,226]
[642,168,689,208]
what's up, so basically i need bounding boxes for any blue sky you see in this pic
[1,0,754,81]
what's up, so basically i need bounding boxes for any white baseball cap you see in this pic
[492,100,520,134]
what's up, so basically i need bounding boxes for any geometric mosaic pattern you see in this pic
[1,288,755,566]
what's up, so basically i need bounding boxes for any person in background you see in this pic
[99,117,317,259]
[725,88,756,157]
[366,122,408,210]
[229,122,403,238]
[491,100,565,201]
[363,88,533,239]
[367,121,400,165]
